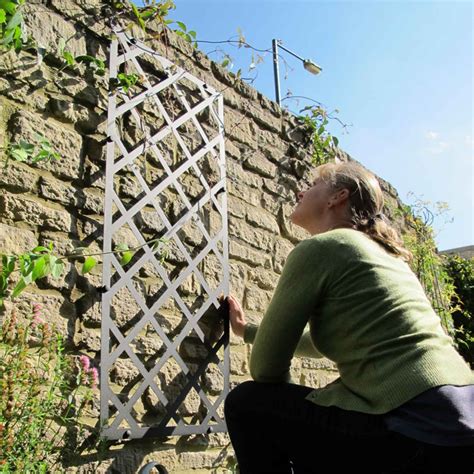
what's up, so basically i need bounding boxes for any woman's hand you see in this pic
[227,294,247,338]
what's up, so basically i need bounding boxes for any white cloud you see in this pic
[423,131,450,155]
[465,135,473,148]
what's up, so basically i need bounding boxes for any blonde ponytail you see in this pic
[314,161,413,264]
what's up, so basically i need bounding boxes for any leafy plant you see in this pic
[0,304,96,471]
[173,19,197,47]
[2,132,61,168]
[75,55,106,76]
[397,198,460,344]
[0,0,27,52]
[441,254,474,369]
[295,105,340,165]
[0,237,171,309]
[110,72,140,93]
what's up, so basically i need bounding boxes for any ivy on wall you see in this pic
[441,254,474,369]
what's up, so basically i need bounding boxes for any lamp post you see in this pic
[272,39,322,106]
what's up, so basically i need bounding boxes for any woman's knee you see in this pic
[224,380,257,416]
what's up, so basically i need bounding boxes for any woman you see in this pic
[223,161,474,474]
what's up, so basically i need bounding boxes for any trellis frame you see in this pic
[100,24,230,441]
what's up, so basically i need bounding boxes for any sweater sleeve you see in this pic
[247,239,329,383]
[244,323,324,359]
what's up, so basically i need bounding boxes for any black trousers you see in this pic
[223,380,473,474]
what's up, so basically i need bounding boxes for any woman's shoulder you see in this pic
[304,228,373,248]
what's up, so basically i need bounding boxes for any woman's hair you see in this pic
[314,161,413,264]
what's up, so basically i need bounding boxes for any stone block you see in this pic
[244,283,271,313]
[39,175,79,207]
[242,151,278,179]
[226,195,247,220]
[228,218,275,252]
[273,237,295,273]
[245,205,279,234]
[247,266,278,291]
[229,349,248,376]
[0,222,37,255]
[9,110,83,181]
[0,192,72,233]
[48,96,104,133]
[303,370,340,389]
[228,239,269,268]
[73,322,101,352]
[23,5,87,57]
[2,290,75,340]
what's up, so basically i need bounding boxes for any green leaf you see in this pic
[82,256,96,274]
[0,274,7,291]
[115,243,129,252]
[31,256,47,281]
[32,245,51,253]
[131,3,146,30]
[176,21,186,31]
[188,30,196,39]
[5,9,21,29]
[1,1,16,16]
[120,251,133,266]
[19,140,34,153]
[0,9,6,24]
[221,58,230,68]
[332,136,339,147]
[51,258,64,279]
[11,277,27,298]
[10,147,28,162]
[63,50,75,66]
[2,255,15,274]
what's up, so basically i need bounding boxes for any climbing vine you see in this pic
[295,104,340,165]
[441,254,474,369]
[394,195,471,364]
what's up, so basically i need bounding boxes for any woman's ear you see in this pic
[329,188,350,206]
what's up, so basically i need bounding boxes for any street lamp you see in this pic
[272,39,322,106]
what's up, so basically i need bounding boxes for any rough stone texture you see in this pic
[8,109,83,180]
[0,2,418,472]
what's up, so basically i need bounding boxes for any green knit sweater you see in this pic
[243,228,474,414]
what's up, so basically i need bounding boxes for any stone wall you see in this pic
[0,1,411,472]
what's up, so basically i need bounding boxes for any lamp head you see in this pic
[303,59,322,75]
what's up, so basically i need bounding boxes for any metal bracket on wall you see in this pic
[100,24,229,440]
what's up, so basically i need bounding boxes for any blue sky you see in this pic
[143,0,473,251]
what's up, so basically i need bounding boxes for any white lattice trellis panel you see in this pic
[100,25,229,440]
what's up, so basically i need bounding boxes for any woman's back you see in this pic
[246,227,474,414]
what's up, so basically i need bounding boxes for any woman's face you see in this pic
[289,178,334,234]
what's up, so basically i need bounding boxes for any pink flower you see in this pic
[31,303,44,329]
[79,355,90,372]
[31,313,45,329]
[90,367,99,389]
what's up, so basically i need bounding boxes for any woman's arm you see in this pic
[247,239,330,383]
[244,323,324,359]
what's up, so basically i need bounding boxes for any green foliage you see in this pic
[0,243,64,308]
[173,19,197,47]
[0,0,26,52]
[75,55,106,76]
[441,254,474,369]
[0,304,96,471]
[0,238,171,308]
[401,200,459,344]
[2,133,61,168]
[110,72,140,93]
[295,105,340,165]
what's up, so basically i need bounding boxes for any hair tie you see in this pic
[368,213,384,226]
